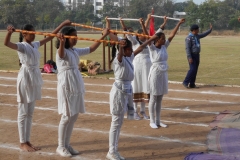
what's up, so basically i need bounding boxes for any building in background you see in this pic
[173,11,186,18]
[59,0,131,17]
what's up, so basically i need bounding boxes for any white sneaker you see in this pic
[67,145,80,155]
[116,152,125,160]
[150,123,158,129]
[134,112,141,120]
[106,152,120,160]
[159,122,168,128]
[140,111,150,120]
[56,147,72,157]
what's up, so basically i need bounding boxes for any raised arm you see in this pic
[140,18,149,36]
[160,16,168,31]
[119,18,127,31]
[168,18,185,42]
[133,35,158,56]
[89,28,110,53]
[155,16,168,33]
[57,33,66,58]
[39,20,71,46]
[144,13,152,29]
[105,17,118,41]
[4,25,18,50]
[117,40,126,62]
[198,23,212,38]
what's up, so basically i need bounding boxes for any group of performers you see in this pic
[3,13,240,160]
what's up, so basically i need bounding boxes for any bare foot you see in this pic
[20,143,35,152]
[26,142,41,151]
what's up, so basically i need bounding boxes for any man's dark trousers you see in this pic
[183,53,200,87]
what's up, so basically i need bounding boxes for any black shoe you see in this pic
[182,83,189,89]
[189,84,199,88]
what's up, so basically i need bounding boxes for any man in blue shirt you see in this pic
[182,24,212,88]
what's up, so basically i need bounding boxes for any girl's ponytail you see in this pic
[136,29,143,45]
[19,32,23,42]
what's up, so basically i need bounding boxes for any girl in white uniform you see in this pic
[107,38,154,160]
[4,20,70,152]
[140,18,185,129]
[106,16,157,159]
[119,18,151,120]
[55,26,110,157]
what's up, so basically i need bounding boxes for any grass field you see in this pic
[0,31,240,85]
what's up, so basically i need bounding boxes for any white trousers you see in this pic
[148,95,163,125]
[133,102,146,112]
[18,101,35,143]
[109,113,124,154]
[58,114,79,148]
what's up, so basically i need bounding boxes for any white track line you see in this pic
[169,89,240,97]
[0,103,209,127]
[2,75,240,88]
[0,92,223,114]
[0,143,94,160]
[0,76,113,87]
[1,81,240,97]
[0,118,206,147]
[0,91,236,105]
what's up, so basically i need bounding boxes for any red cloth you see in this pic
[149,9,155,36]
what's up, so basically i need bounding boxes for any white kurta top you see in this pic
[16,41,43,103]
[148,40,170,95]
[56,47,90,116]
[110,53,134,114]
[127,35,151,94]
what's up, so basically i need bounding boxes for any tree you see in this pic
[74,2,100,24]
[197,0,218,30]
[0,0,37,28]
[174,2,189,12]
[101,1,120,18]
[214,1,237,30]
[184,0,200,27]
[228,13,240,31]
[126,0,176,30]
[33,0,65,26]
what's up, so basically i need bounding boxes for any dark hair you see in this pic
[190,24,199,31]
[117,38,132,51]
[154,32,165,44]
[55,26,77,49]
[136,29,143,45]
[19,24,34,42]
[127,27,134,32]
[123,38,132,50]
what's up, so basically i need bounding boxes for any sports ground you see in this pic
[0,71,240,160]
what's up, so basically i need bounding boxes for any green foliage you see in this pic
[33,0,64,25]
[0,0,37,27]
[185,0,199,26]
[229,16,240,31]
[184,0,240,31]
[54,2,100,25]
[0,0,239,31]
[101,1,120,18]
[198,0,218,30]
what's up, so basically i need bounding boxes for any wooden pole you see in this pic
[50,39,53,60]
[108,45,111,70]
[44,36,46,64]
[102,42,106,71]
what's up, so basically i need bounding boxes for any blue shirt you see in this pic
[185,28,212,59]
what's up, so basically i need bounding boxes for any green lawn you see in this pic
[0,31,240,85]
